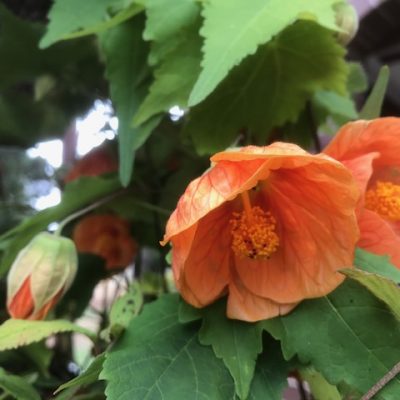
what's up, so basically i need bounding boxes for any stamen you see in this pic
[230,204,279,260]
[365,181,400,221]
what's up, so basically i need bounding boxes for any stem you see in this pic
[361,360,400,400]
[240,191,253,219]
[54,190,124,236]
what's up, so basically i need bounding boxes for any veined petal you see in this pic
[324,118,400,168]
[235,162,358,303]
[172,205,232,307]
[358,209,400,268]
[227,274,297,322]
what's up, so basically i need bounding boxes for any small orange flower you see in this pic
[64,147,118,183]
[73,214,137,270]
[324,117,400,267]
[161,143,359,321]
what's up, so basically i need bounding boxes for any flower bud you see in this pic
[7,233,77,320]
[335,3,358,45]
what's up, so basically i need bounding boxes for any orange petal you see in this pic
[324,118,400,168]
[162,143,346,244]
[161,158,268,244]
[227,274,297,322]
[172,205,232,307]
[7,277,34,319]
[358,209,400,268]
[234,162,358,303]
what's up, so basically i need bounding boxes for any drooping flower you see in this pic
[73,214,137,270]
[7,233,77,320]
[324,117,400,267]
[64,146,118,183]
[161,143,359,322]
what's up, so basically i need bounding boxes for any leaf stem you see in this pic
[54,190,125,236]
[361,360,400,400]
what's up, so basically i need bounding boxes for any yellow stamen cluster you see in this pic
[365,181,400,221]
[230,206,279,260]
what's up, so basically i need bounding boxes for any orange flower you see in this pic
[324,117,400,267]
[73,214,137,270]
[161,143,359,321]
[64,147,118,183]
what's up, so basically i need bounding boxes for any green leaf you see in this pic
[55,353,106,394]
[101,281,143,341]
[0,319,94,351]
[40,0,143,48]
[359,65,390,120]
[198,300,263,399]
[133,22,202,126]
[0,367,40,400]
[0,176,120,277]
[300,367,341,400]
[189,0,341,105]
[185,21,348,154]
[347,62,368,93]
[342,268,400,321]
[143,0,200,65]
[101,294,236,399]
[248,337,294,400]
[312,90,357,121]
[355,248,400,283]
[100,17,157,186]
[264,280,400,399]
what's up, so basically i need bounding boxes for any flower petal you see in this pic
[227,274,297,322]
[358,209,400,268]
[324,118,400,168]
[171,205,232,307]
[235,162,358,303]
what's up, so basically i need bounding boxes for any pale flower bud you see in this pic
[7,232,77,320]
[335,3,359,45]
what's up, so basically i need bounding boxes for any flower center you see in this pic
[365,180,400,221]
[230,191,279,259]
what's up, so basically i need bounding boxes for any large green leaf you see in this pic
[264,280,400,399]
[189,0,341,105]
[100,17,158,187]
[0,367,40,400]
[101,294,236,399]
[40,0,143,48]
[133,22,202,126]
[0,176,120,277]
[185,21,348,154]
[198,300,263,399]
[143,0,200,65]
[55,353,106,394]
[0,319,94,351]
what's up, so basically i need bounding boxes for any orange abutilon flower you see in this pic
[161,143,360,322]
[7,233,77,320]
[73,214,137,270]
[324,117,400,268]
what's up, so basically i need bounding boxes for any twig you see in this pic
[361,360,400,400]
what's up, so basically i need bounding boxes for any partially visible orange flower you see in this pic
[73,214,137,270]
[161,143,359,322]
[324,117,400,267]
[64,147,117,183]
